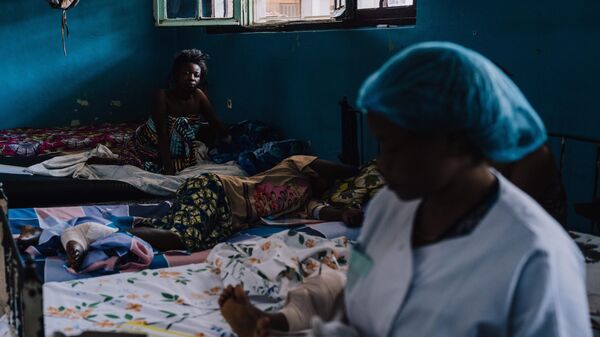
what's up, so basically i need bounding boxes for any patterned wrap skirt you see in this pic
[138,173,233,251]
[121,116,201,173]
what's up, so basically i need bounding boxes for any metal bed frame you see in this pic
[549,132,600,234]
[338,98,600,233]
[1,184,44,337]
[1,186,146,337]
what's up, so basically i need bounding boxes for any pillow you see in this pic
[321,160,385,209]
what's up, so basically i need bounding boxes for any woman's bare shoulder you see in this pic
[193,88,209,100]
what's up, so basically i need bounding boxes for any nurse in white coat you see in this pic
[218,42,593,337]
[336,42,593,337]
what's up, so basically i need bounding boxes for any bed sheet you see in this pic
[43,230,350,337]
[571,231,600,330]
[0,123,137,157]
[8,203,358,283]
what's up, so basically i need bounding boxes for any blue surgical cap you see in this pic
[357,41,547,163]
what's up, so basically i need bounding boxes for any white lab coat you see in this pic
[342,173,592,337]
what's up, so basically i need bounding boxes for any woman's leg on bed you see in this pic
[128,227,186,251]
[131,173,234,252]
[220,285,289,337]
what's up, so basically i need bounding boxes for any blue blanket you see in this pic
[209,120,311,175]
[8,203,358,283]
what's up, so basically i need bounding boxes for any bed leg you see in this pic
[23,258,43,337]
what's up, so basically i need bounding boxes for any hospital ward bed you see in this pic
[0,122,161,207]
[1,197,357,337]
[2,104,600,336]
[0,119,306,209]
[2,195,599,337]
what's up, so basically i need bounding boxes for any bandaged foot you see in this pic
[280,269,346,331]
[219,285,269,337]
[60,222,118,271]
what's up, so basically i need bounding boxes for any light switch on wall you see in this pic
[226,98,233,109]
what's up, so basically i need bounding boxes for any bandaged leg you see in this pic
[60,222,118,251]
[280,269,346,331]
[60,222,118,270]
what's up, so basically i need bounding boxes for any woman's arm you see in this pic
[308,159,359,182]
[307,200,364,227]
[195,89,228,137]
[128,227,186,251]
[152,90,174,174]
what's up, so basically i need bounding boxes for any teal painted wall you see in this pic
[173,0,600,231]
[0,0,177,129]
[2,1,599,231]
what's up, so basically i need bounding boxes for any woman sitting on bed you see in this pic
[90,49,228,175]
[129,155,384,253]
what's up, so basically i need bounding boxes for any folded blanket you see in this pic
[26,144,247,196]
[27,144,117,177]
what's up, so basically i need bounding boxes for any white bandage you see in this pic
[312,205,327,219]
[308,317,359,337]
[280,269,346,331]
[60,222,118,251]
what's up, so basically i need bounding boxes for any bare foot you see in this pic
[65,241,86,271]
[218,285,236,307]
[219,285,269,337]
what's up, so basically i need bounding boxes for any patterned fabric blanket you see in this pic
[27,232,155,275]
[8,203,357,283]
[9,202,190,282]
[570,231,600,330]
[0,122,137,157]
[43,230,350,337]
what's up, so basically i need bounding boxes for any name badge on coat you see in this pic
[348,243,374,283]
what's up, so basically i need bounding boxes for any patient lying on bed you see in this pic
[16,156,383,269]
[129,155,384,252]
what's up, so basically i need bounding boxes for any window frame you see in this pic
[354,3,415,26]
[154,0,244,26]
[153,0,416,30]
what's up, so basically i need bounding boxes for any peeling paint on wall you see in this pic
[388,39,395,53]
[76,99,89,107]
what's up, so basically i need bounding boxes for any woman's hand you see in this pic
[163,160,176,175]
[342,208,364,228]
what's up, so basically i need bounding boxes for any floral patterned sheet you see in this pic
[43,230,350,337]
[0,123,138,157]
[570,231,600,330]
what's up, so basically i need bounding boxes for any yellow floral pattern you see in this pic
[138,173,233,252]
[44,230,351,337]
[321,160,385,209]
